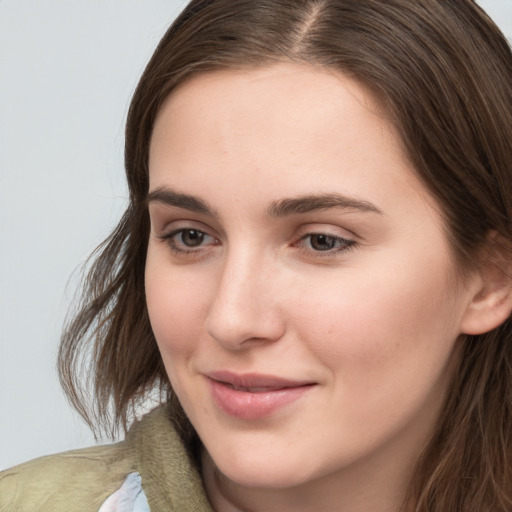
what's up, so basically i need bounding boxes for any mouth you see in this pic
[224,383,289,392]
[205,371,316,420]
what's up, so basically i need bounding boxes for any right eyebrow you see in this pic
[146,186,217,216]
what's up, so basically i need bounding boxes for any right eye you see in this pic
[159,228,219,254]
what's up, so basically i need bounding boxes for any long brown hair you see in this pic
[59,0,512,509]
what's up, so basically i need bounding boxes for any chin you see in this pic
[206,441,322,489]
[220,463,311,489]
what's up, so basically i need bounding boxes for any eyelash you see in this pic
[157,228,219,255]
[294,232,356,257]
[157,228,356,257]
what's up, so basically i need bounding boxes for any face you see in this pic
[145,64,478,497]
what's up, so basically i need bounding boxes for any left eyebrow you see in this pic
[267,194,382,217]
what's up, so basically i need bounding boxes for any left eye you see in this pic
[300,233,355,252]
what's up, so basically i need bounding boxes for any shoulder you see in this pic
[0,441,137,512]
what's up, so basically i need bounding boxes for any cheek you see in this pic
[291,260,461,392]
[287,268,462,449]
[145,253,212,359]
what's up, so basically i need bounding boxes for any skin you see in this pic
[145,63,484,512]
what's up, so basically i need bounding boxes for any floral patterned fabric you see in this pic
[98,472,150,512]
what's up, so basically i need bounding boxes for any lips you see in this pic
[206,371,316,420]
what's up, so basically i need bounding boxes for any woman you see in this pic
[1,0,512,510]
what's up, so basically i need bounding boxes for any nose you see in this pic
[205,249,286,350]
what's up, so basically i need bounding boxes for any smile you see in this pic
[206,371,316,420]
[225,384,285,392]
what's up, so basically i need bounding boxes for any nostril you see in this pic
[204,256,286,348]
[205,307,285,350]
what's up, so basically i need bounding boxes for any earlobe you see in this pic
[460,239,512,335]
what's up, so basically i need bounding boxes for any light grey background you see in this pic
[1,0,511,470]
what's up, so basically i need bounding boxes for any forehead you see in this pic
[148,63,436,217]
[152,63,390,148]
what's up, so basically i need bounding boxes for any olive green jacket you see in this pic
[0,406,214,512]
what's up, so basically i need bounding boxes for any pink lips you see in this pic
[206,371,315,420]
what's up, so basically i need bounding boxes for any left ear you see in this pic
[460,233,512,335]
